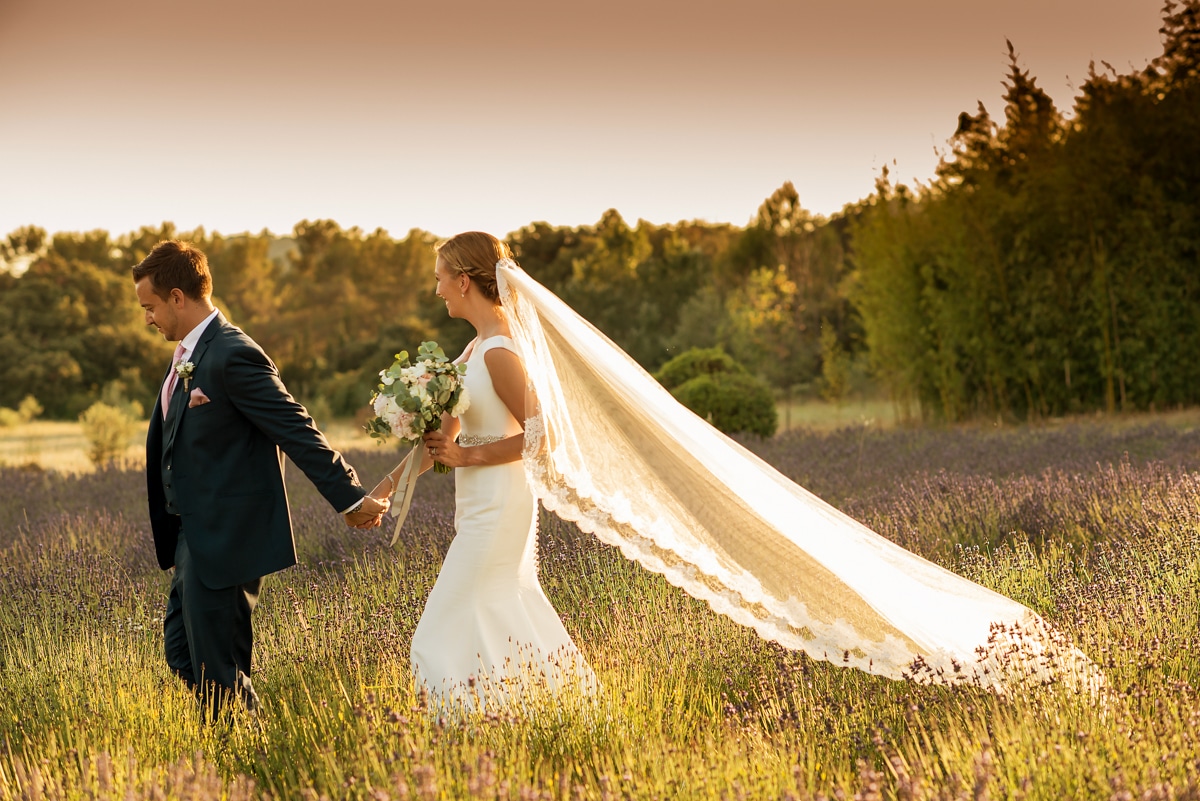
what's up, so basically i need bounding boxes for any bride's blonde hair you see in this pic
[435,232,513,303]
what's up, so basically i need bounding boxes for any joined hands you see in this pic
[344,495,390,529]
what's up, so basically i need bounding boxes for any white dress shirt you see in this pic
[173,308,220,368]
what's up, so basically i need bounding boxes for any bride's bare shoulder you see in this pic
[482,343,526,382]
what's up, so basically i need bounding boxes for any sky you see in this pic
[0,0,1168,242]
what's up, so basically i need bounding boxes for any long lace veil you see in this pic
[497,260,1103,694]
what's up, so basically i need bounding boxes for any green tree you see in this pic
[513,212,715,372]
[2,226,47,262]
[851,4,1200,419]
[204,231,281,327]
[721,183,852,391]
[818,322,851,405]
[0,254,161,416]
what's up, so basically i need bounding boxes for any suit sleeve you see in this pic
[221,340,367,513]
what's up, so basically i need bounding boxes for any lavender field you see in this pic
[2,417,1200,799]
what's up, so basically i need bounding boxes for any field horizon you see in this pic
[7,399,1200,475]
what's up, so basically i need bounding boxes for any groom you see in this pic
[133,240,388,713]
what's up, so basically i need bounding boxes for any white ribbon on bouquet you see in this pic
[387,444,423,548]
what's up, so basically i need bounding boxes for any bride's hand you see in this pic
[423,430,465,468]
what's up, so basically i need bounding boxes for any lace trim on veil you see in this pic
[522,417,1090,688]
[504,262,1104,695]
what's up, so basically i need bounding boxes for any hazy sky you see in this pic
[0,0,1166,240]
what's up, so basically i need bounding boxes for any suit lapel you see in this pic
[186,313,223,372]
[162,378,187,452]
[164,314,226,453]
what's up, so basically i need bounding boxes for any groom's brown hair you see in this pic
[132,240,213,301]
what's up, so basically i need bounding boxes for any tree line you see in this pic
[2,1,1196,424]
[852,2,1200,420]
[0,189,855,423]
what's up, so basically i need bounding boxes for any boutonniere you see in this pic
[175,360,196,392]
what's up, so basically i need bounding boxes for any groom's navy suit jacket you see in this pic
[146,314,365,589]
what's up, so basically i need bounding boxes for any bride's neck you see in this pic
[469,304,508,340]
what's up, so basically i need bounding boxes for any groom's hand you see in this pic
[345,495,389,529]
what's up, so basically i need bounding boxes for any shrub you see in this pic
[17,395,43,423]
[654,347,741,391]
[78,402,142,467]
[99,378,146,419]
[0,408,19,428]
[671,372,778,437]
[656,347,778,437]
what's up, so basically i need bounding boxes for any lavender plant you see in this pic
[2,416,1200,799]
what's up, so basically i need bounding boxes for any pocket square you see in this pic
[188,387,211,408]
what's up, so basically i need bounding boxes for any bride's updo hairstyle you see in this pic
[435,231,514,304]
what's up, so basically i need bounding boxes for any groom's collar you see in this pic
[177,308,220,355]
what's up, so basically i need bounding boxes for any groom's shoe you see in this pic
[236,669,261,714]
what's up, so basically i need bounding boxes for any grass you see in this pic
[3,416,1200,798]
[0,420,136,474]
[775,397,899,433]
[0,399,882,475]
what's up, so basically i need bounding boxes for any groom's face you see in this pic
[135,277,183,341]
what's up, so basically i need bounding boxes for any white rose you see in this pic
[451,387,471,417]
[373,394,389,418]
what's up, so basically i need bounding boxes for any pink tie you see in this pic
[161,343,187,419]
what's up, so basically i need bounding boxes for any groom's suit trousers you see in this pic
[163,528,261,713]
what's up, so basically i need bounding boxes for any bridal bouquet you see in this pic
[364,341,469,546]
[364,341,469,471]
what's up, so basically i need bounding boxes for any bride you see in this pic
[372,231,1102,707]
[369,231,593,708]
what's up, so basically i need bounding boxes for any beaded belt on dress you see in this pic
[457,433,507,446]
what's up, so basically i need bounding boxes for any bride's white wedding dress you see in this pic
[409,335,593,707]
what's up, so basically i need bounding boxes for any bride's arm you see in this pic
[423,348,531,468]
